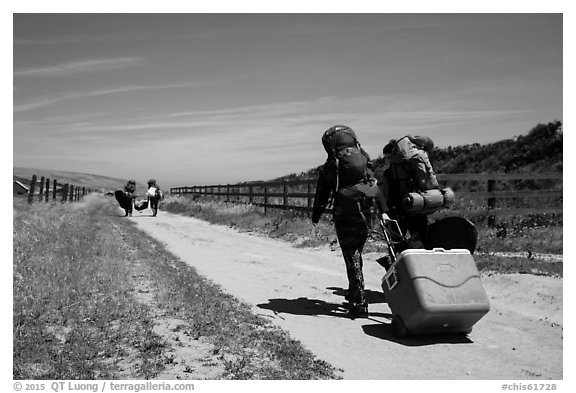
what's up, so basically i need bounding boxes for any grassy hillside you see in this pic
[426,120,562,174]
[272,120,563,182]
[13,167,129,192]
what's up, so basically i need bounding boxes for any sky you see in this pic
[12,11,564,187]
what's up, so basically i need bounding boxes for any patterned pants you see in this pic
[334,215,369,307]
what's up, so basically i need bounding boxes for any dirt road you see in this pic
[129,211,562,380]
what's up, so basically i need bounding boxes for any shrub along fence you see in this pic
[170,172,562,221]
[19,174,97,205]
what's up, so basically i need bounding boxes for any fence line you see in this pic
[21,174,96,205]
[170,172,562,217]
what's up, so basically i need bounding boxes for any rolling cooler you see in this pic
[377,217,490,338]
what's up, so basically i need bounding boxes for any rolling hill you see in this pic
[13,167,128,192]
[271,120,563,182]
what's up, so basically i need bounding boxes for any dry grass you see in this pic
[13,194,339,380]
[161,195,563,277]
[13,196,167,379]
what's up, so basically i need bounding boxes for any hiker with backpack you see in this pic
[311,125,388,319]
[376,135,451,251]
[146,179,164,217]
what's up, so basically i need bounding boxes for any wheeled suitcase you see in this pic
[381,248,490,337]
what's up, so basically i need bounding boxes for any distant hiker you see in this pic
[312,125,388,319]
[375,135,452,250]
[146,179,163,217]
[122,180,136,217]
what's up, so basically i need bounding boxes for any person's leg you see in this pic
[335,217,368,317]
[341,247,366,307]
[150,197,159,216]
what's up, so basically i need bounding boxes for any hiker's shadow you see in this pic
[326,287,387,304]
[257,297,350,319]
[324,286,391,319]
[257,287,391,320]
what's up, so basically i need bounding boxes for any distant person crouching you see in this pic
[123,180,136,217]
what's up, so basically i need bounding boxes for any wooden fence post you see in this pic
[70,185,75,202]
[28,175,37,204]
[45,178,50,202]
[264,184,268,215]
[53,180,57,200]
[38,176,45,202]
[249,184,253,204]
[61,184,68,202]
[283,181,288,210]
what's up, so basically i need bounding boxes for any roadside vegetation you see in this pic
[161,196,563,278]
[13,195,339,380]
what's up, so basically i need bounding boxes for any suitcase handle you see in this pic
[384,267,399,291]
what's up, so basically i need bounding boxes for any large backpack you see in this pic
[385,136,453,216]
[389,136,439,191]
[322,125,372,190]
[321,125,379,216]
[146,186,163,200]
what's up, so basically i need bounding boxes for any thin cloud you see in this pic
[14,57,144,77]
[130,95,527,127]
[13,82,199,113]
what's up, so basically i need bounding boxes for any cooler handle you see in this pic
[384,267,399,291]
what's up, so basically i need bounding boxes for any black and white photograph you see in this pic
[8,4,568,390]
